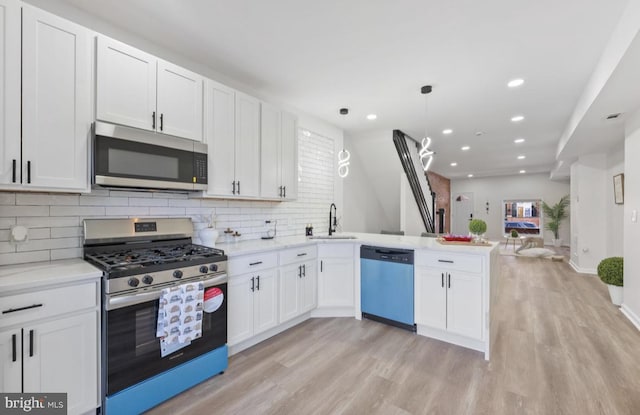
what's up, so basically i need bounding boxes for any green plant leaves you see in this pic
[542,195,569,239]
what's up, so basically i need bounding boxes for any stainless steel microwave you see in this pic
[93,122,208,191]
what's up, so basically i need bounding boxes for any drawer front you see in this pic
[318,243,355,259]
[0,281,99,328]
[228,251,278,275]
[279,245,317,266]
[415,251,483,273]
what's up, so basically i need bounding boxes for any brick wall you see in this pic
[427,171,451,233]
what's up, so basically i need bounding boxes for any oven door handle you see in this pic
[106,274,228,310]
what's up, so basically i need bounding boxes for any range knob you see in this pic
[209,264,218,272]
[128,277,140,287]
[173,270,183,279]
[142,275,153,285]
[199,265,209,274]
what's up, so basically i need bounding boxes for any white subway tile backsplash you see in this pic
[0,131,336,265]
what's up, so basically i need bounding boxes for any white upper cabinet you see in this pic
[1,4,91,192]
[156,59,203,140]
[204,79,236,196]
[0,0,20,187]
[259,106,298,200]
[96,36,203,141]
[234,92,260,197]
[96,36,156,132]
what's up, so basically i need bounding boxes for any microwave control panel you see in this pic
[194,153,208,184]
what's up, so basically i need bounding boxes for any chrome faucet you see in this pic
[329,203,337,236]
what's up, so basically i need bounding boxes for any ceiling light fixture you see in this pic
[418,85,434,172]
[519,170,526,174]
[514,138,525,143]
[461,146,470,151]
[511,115,525,122]
[468,174,474,178]
[338,149,351,178]
[442,129,453,135]
[508,78,524,88]
[475,131,485,136]
[339,108,349,115]
[517,155,526,160]
[450,162,457,167]
[366,114,377,120]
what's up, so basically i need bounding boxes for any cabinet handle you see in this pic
[232,181,236,194]
[279,186,282,197]
[441,273,444,288]
[12,334,17,362]
[12,159,16,183]
[27,161,31,184]
[249,261,262,266]
[251,277,255,292]
[320,260,323,272]
[438,259,454,264]
[152,111,156,129]
[298,265,302,278]
[283,186,286,198]
[237,181,240,194]
[2,304,43,314]
[160,113,164,131]
[256,275,260,290]
[297,253,307,257]
[29,330,34,357]
[448,273,451,289]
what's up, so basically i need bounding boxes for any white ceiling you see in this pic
[61,0,630,179]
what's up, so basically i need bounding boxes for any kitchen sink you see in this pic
[309,235,357,240]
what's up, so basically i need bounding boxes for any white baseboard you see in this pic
[621,304,640,332]
[310,306,355,318]
[569,260,597,275]
[416,324,486,359]
[228,312,311,356]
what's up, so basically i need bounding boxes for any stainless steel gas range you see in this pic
[83,218,228,415]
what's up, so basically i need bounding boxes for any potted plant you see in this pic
[597,257,623,306]
[199,212,219,247]
[510,229,519,238]
[542,195,569,247]
[468,219,487,242]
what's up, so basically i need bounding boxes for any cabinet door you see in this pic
[447,272,483,339]
[23,311,98,414]
[300,260,317,313]
[0,328,21,392]
[254,269,278,335]
[260,102,281,199]
[279,263,300,323]
[318,257,354,308]
[22,6,91,190]
[414,267,447,330]
[234,92,260,197]
[204,79,235,197]
[157,59,203,141]
[280,111,298,200]
[96,36,157,131]
[0,0,20,187]
[227,274,254,345]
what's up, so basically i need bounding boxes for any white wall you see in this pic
[622,109,640,329]
[450,174,570,244]
[343,130,402,233]
[606,146,625,257]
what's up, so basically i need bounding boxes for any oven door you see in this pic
[104,274,226,396]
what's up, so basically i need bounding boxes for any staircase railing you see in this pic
[393,129,436,233]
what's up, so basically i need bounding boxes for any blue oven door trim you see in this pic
[104,344,227,415]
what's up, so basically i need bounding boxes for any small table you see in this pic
[503,235,522,249]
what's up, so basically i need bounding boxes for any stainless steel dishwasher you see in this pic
[360,245,415,331]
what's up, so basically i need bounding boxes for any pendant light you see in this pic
[419,85,434,171]
[338,107,351,178]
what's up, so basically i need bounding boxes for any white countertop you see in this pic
[0,258,102,293]
[216,233,499,257]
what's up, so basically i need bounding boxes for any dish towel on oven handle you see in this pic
[156,281,205,357]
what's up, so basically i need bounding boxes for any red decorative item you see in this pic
[442,234,472,242]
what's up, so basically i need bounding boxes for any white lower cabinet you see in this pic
[0,278,100,415]
[317,244,354,309]
[227,269,278,345]
[279,259,316,323]
[415,254,483,340]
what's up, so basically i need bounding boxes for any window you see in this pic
[503,199,541,235]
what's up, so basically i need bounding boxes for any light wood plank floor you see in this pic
[149,256,640,414]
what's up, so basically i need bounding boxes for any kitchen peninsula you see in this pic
[217,233,499,360]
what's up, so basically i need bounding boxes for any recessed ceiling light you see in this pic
[461,146,470,151]
[519,170,526,174]
[366,114,377,120]
[517,155,526,160]
[511,115,525,122]
[302,130,311,137]
[514,138,525,143]
[508,79,525,88]
[475,131,484,136]
[450,162,457,167]
[442,129,453,135]
[467,174,474,178]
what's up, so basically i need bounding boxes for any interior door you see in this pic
[156,59,203,141]
[22,5,91,190]
[96,36,157,131]
[452,192,474,235]
[0,0,20,187]
[204,79,235,197]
